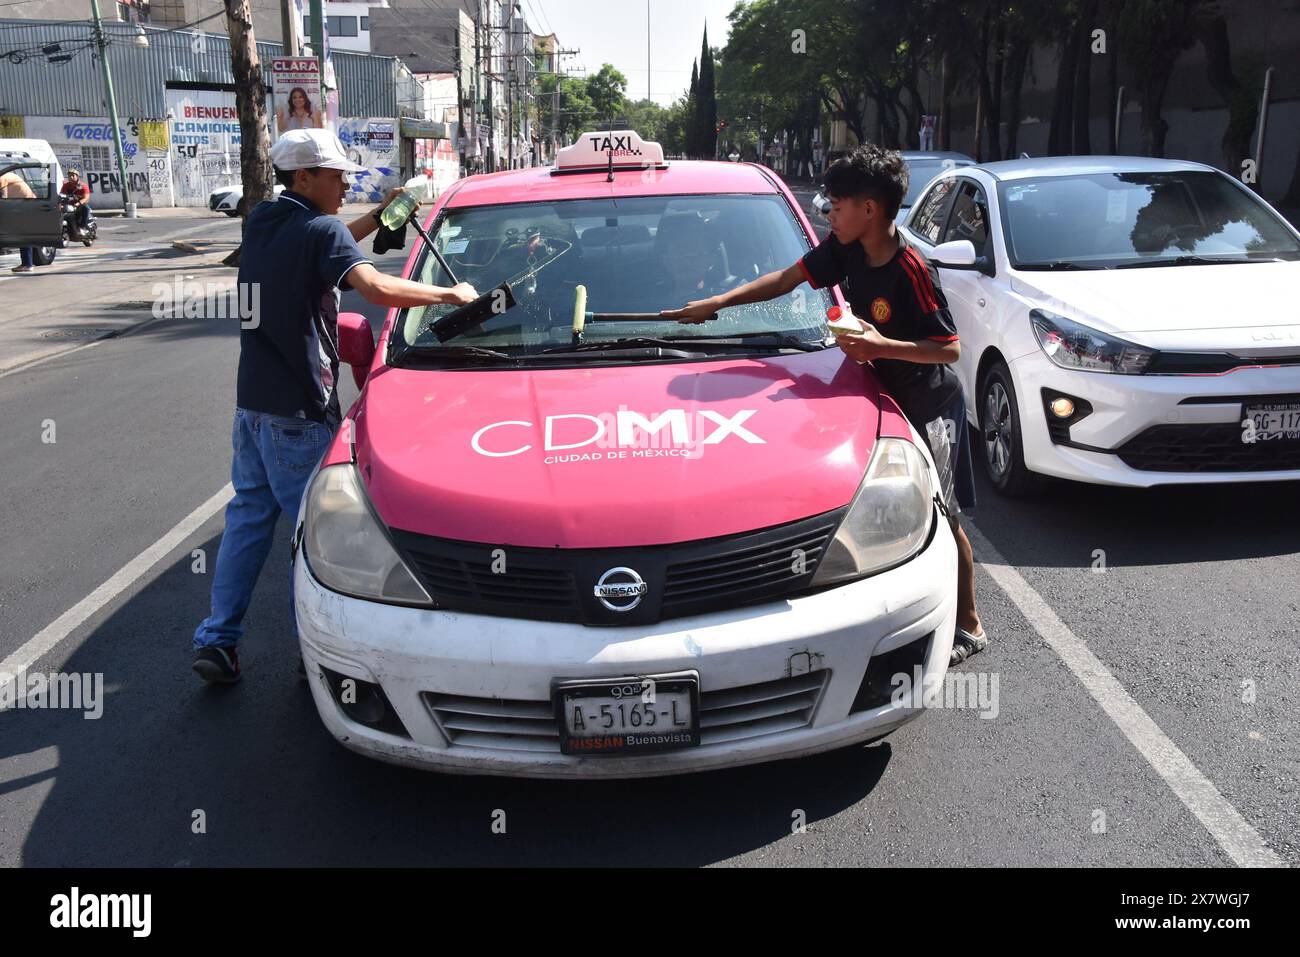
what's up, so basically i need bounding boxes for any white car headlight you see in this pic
[810,438,936,588]
[1030,308,1155,374]
[303,464,433,606]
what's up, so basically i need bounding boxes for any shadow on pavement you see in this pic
[9,524,890,866]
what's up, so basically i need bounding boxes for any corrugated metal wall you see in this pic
[0,19,413,120]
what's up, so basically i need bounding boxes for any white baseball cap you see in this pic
[270,128,367,173]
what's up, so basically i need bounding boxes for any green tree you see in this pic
[699,25,719,158]
[686,59,700,156]
[585,63,629,128]
[1119,0,1203,156]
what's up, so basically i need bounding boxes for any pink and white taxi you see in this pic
[292,131,958,777]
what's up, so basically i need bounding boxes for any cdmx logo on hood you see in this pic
[471,408,764,459]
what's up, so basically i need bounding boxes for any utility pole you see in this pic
[455,23,466,175]
[482,0,497,171]
[309,0,326,115]
[280,0,299,56]
[88,0,135,217]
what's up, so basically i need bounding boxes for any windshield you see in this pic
[999,170,1300,268]
[393,193,831,358]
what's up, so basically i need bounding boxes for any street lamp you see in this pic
[89,0,137,218]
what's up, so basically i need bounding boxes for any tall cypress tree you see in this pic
[686,58,699,157]
[699,26,717,159]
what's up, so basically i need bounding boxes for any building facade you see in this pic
[0,16,440,208]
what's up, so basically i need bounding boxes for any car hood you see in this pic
[354,351,884,548]
[1010,261,1300,352]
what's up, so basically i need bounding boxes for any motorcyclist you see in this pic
[60,169,93,236]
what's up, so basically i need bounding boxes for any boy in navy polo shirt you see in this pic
[662,144,988,666]
[192,129,479,683]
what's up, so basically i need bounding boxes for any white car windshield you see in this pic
[395,193,832,356]
[999,171,1300,268]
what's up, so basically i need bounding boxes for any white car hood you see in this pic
[1010,260,1300,353]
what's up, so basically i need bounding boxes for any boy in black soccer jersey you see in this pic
[661,144,988,665]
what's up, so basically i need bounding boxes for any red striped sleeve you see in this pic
[796,256,819,289]
[904,250,946,310]
[928,334,960,342]
[897,251,934,313]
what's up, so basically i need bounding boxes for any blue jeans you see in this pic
[19,247,33,267]
[193,408,335,650]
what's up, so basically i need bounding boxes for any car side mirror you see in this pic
[812,191,831,221]
[930,239,978,267]
[337,312,375,388]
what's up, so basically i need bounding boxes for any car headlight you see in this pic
[1030,308,1154,374]
[302,464,433,606]
[810,438,936,588]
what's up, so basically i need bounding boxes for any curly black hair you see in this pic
[822,144,909,219]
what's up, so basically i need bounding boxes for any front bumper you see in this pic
[293,516,958,779]
[1011,350,1300,486]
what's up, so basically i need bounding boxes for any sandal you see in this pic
[949,627,990,666]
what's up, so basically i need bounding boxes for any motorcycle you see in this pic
[60,196,98,247]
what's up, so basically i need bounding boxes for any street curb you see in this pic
[171,240,223,254]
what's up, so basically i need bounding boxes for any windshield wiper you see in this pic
[541,333,823,355]
[1115,255,1275,268]
[1018,260,1103,271]
[391,343,517,366]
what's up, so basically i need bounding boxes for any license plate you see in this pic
[1244,402,1300,441]
[553,673,700,756]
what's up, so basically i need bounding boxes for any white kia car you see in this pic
[900,156,1300,494]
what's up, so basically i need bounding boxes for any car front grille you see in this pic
[1116,423,1300,472]
[422,671,829,753]
[402,549,580,616]
[1146,352,1300,374]
[389,508,845,626]
[660,523,836,619]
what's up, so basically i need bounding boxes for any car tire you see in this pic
[978,360,1041,497]
[223,210,239,218]
[31,245,56,266]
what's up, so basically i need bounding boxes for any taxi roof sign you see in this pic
[553,130,666,174]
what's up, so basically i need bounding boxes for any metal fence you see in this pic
[0,18,419,120]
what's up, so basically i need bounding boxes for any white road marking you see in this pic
[0,483,234,704]
[965,521,1283,868]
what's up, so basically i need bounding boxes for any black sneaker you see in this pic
[193,646,241,683]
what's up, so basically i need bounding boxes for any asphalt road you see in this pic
[0,203,1295,867]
